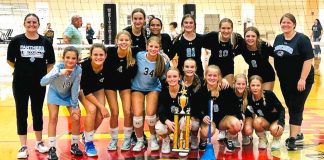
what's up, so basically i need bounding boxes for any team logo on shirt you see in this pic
[20,45,45,62]
[99,78,104,83]
[257,109,264,117]
[117,66,123,73]
[274,45,293,56]
[247,105,254,113]
[171,105,177,114]
[213,104,219,112]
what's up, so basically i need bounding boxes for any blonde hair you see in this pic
[234,73,248,112]
[147,36,165,77]
[249,75,266,106]
[205,65,222,97]
[116,31,135,68]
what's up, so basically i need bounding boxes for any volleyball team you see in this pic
[7,8,314,159]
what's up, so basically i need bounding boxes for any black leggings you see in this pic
[280,83,312,126]
[13,78,46,135]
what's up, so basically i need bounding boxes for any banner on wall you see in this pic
[183,4,196,19]
[103,4,117,45]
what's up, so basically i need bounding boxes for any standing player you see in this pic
[104,31,140,151]
[310,19,322,75]
[40,46,83,159]
[131,36,167,152]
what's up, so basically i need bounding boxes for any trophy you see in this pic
[172,83,190,156]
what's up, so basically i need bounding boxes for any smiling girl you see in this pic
[40,46,83,159]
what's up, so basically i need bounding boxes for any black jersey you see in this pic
[80,58,105,96]
[157,84,193,124]
[240,41,275,82]
[7,34,55,80]
[245,90,285,127]
[203,32,244,76]
[192,85,243,127]
[273,32,314,88]
[171,33,204,77]
[104,46,140,90]
[124,26,146,51]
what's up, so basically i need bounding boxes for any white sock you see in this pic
[85,130,94,142]
[48,137,56,148]
[71,135,79,145]
[256,131,266,138]
[124,127,133,139]
[110,127,118,140]
[36,140,42,145]
[137,136,144,142]
[150,134,156,140]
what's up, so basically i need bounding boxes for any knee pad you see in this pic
[145,114,157,127]
[191,120,200,131]
[155,122,168,135]
[133,116,144,129]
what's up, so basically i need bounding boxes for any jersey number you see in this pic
[144,67,154,77]
[218,50,228,57]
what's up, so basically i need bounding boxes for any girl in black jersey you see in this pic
[244,75,285,150]
[232,73,251,148]
[202,18,244,86]
[7,13,55,158]
[79,44,110,157]
[192,65,243,153]
[148,17,172,60]
[273,13,314,151]
[182,58,203,94]
[155,68,199,153]
[104,31,139,151]
[170,14,204,78]
[124,8,147,51]
[241,26,275,90]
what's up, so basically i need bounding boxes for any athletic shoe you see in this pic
[130,132,137,146]
[218,130,226,141]
[132,141,145,152]
[258,137,268,149]
[121,138,131,151]
[150,136,159,151]
[70,143,83,156]
[190,136,199,150]
[242,136,251,145]
[47,147,58,160]
[17,146,28,159]
[85,141,97,157]
[286,137,297,151]
[224,138,235,152]
[161,136,171,154]
[271,137,281,150]
[232,135,241,148]
[199,138,207,150]
[107,139,118,151]
[296,133,304,144]
[35,141,49,153]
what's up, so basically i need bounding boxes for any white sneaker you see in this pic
[232,135,241,148]
[217,130,226,141]
[242,136,251,145]
[132,141,145,152]
[35,141,49,153]
[17,146,28,159]
[150,136,159,151]
[258,137,268,149]
[161,136,171,154]
[271,137,281,150]
[190,136,199,150]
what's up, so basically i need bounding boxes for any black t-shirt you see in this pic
[157,84,193,124]
[312,24,322,38]
[273,32,314,88]
[124,26,146,51]
[104,46,140,89]
[171,33,204,77]
[192,85,243,122]
[240,41,275,80]
[203,32,244,76]
[80,58,105,96]
[7,34,55,80]
[245,90,285,127]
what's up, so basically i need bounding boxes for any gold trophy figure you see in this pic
[172,83,190,156]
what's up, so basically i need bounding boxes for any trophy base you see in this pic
[179,152,189,156]
[172,148,190,153]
